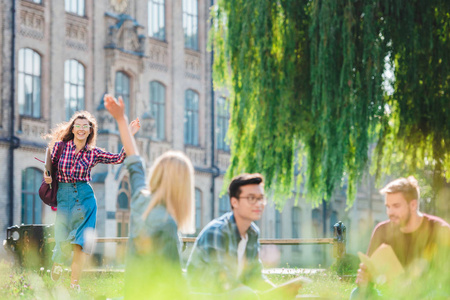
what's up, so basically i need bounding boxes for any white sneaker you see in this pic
[51,264,63,281]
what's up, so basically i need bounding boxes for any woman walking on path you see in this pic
[104,95,195,299]
[43,110,140,291]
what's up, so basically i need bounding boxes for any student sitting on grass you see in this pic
[351,176,450,299]
[104,94,195,300]
[186,173,306,299]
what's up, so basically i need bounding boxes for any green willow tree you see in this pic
[211,0,450,206]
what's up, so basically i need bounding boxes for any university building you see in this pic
[0,0,388,267]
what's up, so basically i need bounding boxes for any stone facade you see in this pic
[0,0,391,268]
[0,0,228,261]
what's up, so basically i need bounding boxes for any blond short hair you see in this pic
[142,151,195,234]
[379,176,420,203]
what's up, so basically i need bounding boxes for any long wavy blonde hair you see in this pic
[44,111,98,150]
[142,151,195,234]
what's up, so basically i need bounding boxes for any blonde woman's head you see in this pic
[143,151,195,234]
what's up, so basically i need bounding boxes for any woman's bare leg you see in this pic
[71,244,86,285]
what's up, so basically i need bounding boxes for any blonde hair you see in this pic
[142,151,195,234]
[44,111,98,150]
[379,176,420,203]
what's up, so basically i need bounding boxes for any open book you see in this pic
[358,243,404,285]
[259,276,311,299]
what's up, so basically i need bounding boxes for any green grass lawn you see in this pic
[0,259,357,300]
[3,257,449,300]
[0,260,124,300]
[269,271,356,299]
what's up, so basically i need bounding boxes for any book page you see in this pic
[45,148,52,176]
[259,276,311,298]
[359,243,404,285]
[357,252,377,278]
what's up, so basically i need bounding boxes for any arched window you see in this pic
[148,0,165,40]
[115,71,131,118]
[184,89,199,146]
[117,191,129,210]
[18,48,41,118]
[183,0,198,50]
[292,207,301,252]
[217,97,230,151]
[150,81,166,140]
[195,188,202,233]
[65,59,85,120]
[312,208,321,236]
[65,0,85,16]
[21,168,43,224]
[116,177,131,237]
[218,194,230,216]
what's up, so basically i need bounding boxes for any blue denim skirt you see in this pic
[52,181,97,263]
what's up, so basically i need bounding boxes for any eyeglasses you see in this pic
[238,195,267,205]
[73,125,91,129]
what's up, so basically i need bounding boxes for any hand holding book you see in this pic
[357,243,404,285]
[35,149,53,187]
[44,148,53,187]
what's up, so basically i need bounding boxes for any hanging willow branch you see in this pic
[212,0,450,206]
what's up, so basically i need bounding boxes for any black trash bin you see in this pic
[4,224,55,269]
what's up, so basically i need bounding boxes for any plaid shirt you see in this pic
[186,212,265,292]
[52,140,126,183]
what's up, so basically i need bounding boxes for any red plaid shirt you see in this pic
[52,140,126,183]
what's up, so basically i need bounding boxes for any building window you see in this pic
[330,210,338,232]
[312,208,322,235]
[21,168,43,224]
[116,177,131,237]
[184,89,199,146]
[148,0,165,40]
[115,71,131,118]
[292,207,301,252]
[64,60,85,120]
[150,81,166,140]
[195,188,202,233]
[275,210,282,238]
[27,0,42,3]
[18,48,41,118]
[183,0,198,50]
[219,194,230,216]
[312,208,322,257]
[117,191,129,210]
[217,97,230,151]
[65,0,85,16]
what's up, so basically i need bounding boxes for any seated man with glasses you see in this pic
[186,173,304,299]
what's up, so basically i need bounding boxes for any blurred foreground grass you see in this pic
[4,258,448,299]
[0,259,356,300]
[0,259,124,300]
